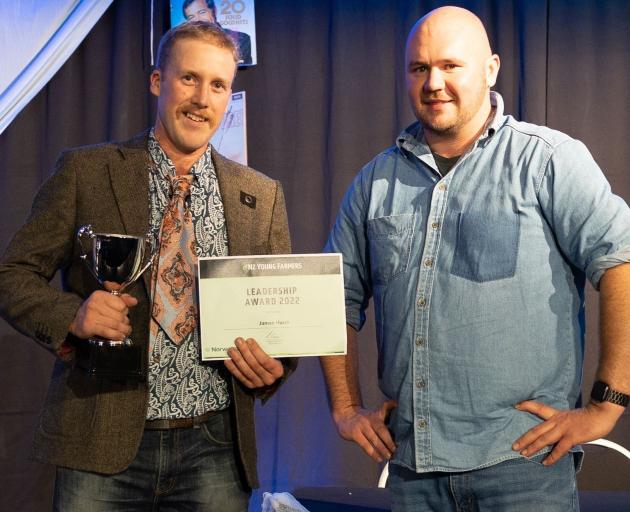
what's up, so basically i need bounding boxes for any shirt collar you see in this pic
[485,90,504,138]
[147,128,213,181]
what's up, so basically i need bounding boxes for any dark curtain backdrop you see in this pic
[1,1,629,510]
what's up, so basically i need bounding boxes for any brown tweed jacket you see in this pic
[0,131,294,489]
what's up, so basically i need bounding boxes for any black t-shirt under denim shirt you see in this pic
[432,151,461,175]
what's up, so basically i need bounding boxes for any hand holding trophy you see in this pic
[76,225,154,380]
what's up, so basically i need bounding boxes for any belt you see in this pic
[144,410,222,430]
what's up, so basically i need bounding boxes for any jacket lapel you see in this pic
[213,149,252,256]
[108,132,152,292]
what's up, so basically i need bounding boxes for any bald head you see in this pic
[405,6,500,154]
[408,7,493,62]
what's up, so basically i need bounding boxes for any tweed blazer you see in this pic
[0,131,294,489]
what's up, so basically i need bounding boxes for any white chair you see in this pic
[378,463,389,488]
[585,438,630,460]
[376,438,630,488]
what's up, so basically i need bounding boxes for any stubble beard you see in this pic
[417,81,489,138]
[418,109,460,136]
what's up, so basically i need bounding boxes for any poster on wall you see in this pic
[170,0,257,67]
[211,91,247,165]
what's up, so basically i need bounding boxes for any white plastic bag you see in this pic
[261,492,310,512]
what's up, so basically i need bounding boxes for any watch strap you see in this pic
[591,380,630,407]
[606,388,630,407]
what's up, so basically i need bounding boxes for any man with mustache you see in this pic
[322,6,630,511]
[0,21,293,511]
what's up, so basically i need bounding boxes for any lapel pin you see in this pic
[240,191,257,209]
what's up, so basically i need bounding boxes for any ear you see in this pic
[149,69,161,97]
[485,54,500,88]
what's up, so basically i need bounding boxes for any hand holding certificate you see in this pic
[224,337,285,388]
[198,254,347,360]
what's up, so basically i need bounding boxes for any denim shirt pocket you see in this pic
[450,210,520,282]
[367,213,415,285]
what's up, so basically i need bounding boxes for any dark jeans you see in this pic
[53,411,250,511]
[388,453,580,512]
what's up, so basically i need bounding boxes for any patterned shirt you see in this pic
[146,130,230,419]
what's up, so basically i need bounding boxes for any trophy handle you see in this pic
[77,224,101,283]
[116,237,156,293]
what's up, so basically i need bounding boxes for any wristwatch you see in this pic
[590,380,630,407]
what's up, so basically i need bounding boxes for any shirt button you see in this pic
[417,297,426,307]
[415,337,425,347]
[431,222,440,229]
[416,378,426,389]
[424,258,433,268]
[417,419,427,429]
[437,183,446,191]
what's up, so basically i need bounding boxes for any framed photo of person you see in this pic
[170,0,257,66]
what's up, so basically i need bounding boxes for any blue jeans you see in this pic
[388,453,580,512]
[53,410,250,511]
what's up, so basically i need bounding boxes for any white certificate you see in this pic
[198,254,347,360]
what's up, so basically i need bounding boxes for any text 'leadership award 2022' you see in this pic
[198,253,347,360]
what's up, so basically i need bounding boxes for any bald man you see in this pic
[322,6,630,511]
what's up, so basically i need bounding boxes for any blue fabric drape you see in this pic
[0,0,113,134]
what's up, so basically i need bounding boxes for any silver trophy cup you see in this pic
[76,225,154,379]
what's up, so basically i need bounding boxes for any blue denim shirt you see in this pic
[325,93,630,473]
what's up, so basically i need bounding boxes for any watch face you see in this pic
[591,380,630,407]
[591,380,609,402]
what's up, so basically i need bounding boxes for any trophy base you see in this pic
[75,339,144,381]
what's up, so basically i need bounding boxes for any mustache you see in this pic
[182,107,211,121]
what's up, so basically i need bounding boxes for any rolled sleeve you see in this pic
[537,138,630,288]
[587,246,630,290]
